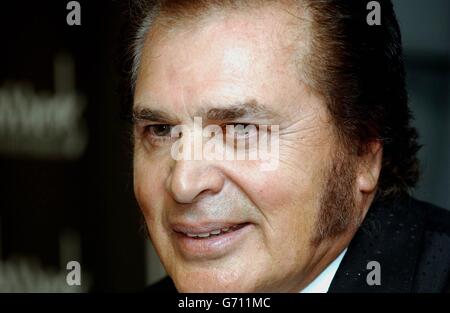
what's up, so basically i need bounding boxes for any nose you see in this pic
[167,160,225,204]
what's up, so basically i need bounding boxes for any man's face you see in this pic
[133,7,360,292]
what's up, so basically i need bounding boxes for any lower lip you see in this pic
[173,223,253,259]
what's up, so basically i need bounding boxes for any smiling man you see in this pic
[130,0,450,293]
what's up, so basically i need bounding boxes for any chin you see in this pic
[172,268,258,293]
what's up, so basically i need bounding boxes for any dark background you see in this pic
[0,0,448,292]
[0,0,144,292]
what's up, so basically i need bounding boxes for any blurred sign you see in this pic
[0,257,88,292]
[0,228,90,292]
[0,53,87,159]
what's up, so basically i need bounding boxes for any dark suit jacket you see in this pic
[145,196,450,293]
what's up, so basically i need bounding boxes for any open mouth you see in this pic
[171,222,252,258]
[175,223,248,239]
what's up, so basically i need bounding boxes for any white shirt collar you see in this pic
[300,248,347,293]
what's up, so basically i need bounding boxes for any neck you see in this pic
[293,229,357,293]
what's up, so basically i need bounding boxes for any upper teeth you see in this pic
[186,226,234,238]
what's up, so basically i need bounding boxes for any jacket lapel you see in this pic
[328,196,426,293]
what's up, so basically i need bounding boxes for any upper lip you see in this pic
[171,221,247,235]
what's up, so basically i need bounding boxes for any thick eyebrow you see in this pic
[132,107,177,123]
[132,99,279,123]
[201,100,279,121]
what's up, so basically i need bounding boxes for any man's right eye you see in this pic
[145,124,173,138]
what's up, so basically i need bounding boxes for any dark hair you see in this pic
[128,0,421,201]
[303,0,420,200]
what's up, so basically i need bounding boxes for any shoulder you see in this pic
[415,198,450,235]
[329,196,450,293]
[143,276,177,293]
[409,198,450,292]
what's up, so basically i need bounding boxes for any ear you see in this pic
[356,140,383,195]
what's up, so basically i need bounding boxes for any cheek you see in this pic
[133,154,176,264]
[260,171,319,234]
[224,147,327,245]
[232,156,324,216]
[133,153,167,222]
